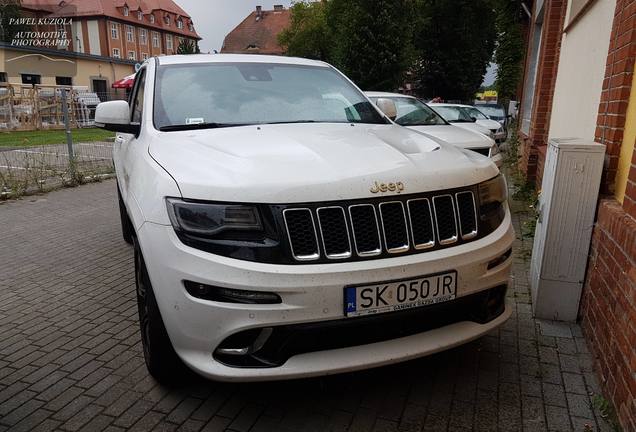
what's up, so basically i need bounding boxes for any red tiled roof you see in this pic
[20,0,59,13]
[21,0,200,39]
[221,8,291,55]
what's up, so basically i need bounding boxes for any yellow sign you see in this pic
[484,90,498,97]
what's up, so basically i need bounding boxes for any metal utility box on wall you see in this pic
[530,138,605,321]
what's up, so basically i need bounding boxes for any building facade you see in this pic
[0,0,199,94]
[20,0,200,61]
[517,0,636,429]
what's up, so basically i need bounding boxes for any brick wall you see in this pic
[580,1,636,430]
[595,0,636,194]
[518,0,568,184]
[580,200,636,431]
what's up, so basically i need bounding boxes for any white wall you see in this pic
[548,0,615,141]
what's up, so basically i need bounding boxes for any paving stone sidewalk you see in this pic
[0,180,613,432]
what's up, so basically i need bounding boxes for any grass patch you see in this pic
[0,128,114,148]
[592,394,622,432]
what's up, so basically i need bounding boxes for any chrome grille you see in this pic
[282,189,479,262]
[317,207,351,259]
[282,209,319,261]
[407,198,435,249]
[456,192,478,240]
[433,195,458,245]
[379,202,410,253]
[349,204,382,257]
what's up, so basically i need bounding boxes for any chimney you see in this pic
[255,5,262,20]
[273,4,284,10]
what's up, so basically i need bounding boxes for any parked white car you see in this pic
[95,54,514,383]
[366,92,502,167]
[430,103,507,143]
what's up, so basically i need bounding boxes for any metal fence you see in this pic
[0,84,127,131]
[0,141,115,198]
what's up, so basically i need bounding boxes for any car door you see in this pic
[115,67,146,202]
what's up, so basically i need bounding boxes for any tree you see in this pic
[280,0,415,91]
[328,0,416,91]
[177,39,200,54]
[493,0,525,103]
[413,0,497,101]
[278,1,332,60]
[0,1,29,44]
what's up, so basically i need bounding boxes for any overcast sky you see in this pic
[175,1,497,85]
[176,1,293,53]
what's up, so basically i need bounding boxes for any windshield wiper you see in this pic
[259,120,318,125]
[158,122,251,132]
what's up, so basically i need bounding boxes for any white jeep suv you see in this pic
[95,54,514,384]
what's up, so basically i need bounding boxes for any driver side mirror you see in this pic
[95,100,140,134]
[375,98,397,121]
[470,116,478,122]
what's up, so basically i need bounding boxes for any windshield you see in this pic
[476,105,505,118]
[464,107,489,120]
[433,106,473,122]
[153,62,387,130]
[372,97,446,126]
[433,106,489,123]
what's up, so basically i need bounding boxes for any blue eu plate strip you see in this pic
[345,287,356,314]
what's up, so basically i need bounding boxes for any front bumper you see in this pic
[137,207,515,381]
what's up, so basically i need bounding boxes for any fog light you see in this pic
[471,285,507,323]
[215,327,273,357]
[184,281,281,304]
[487,248,512,270]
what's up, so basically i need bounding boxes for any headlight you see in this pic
[489,143,500,157]
[479,174,507,229]
[166,198,262,237]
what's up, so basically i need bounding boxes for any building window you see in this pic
[21,74,41,85]
[142,53,148,60]
[152,31,159,48]
[0,72,7,82]
[188,23,193,32]
[177,19,183,29]
[111,22,119,39]
[56,76,72,86]
[164,15,170,25]
[113,48,121,58]
[520,7,544,135]
[138,11,143,20]
[123,6,129,16]
[166,34,173,50]
[128,51,136,60]
[126,25,134,43]
[139,28,147,45]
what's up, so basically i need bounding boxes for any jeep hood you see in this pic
[149,123,499,203]
[406,125,494,150]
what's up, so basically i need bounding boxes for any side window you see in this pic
[131,69,146,124]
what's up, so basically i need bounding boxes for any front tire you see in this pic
[134,239,190,385]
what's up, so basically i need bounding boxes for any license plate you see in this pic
[344,271,457,317]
